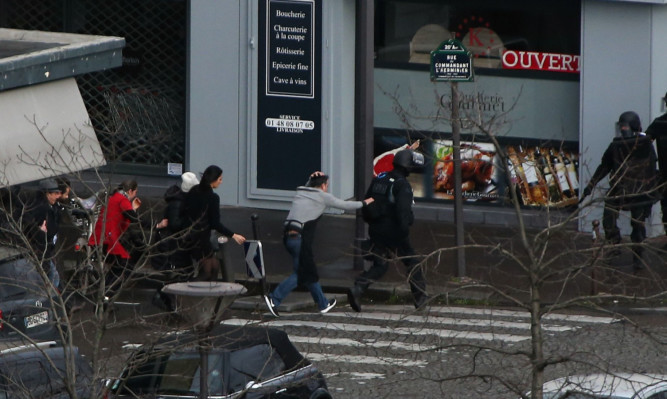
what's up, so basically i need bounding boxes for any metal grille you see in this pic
[0,0,187,168]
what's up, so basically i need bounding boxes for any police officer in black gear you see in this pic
[348,148,428,311]
[582,111,660,269]
[645,92,667,232]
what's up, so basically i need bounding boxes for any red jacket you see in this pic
[89,191,134,259]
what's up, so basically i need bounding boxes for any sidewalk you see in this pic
[215,207,667,313]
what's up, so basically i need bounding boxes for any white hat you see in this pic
[181,172,199,193]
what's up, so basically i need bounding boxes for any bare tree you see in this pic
[373,80,667,398]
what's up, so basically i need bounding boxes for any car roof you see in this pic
[147,325,307,369]
[0,247,24,263]
[542,373,667,398]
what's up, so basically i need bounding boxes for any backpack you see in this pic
[362,172,398,222]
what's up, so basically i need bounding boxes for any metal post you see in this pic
[353,0,374,271]
[451,82,466,277]
[199,333,209,399]
[591,220,601,295]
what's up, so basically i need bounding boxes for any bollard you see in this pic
[591,220,601,295]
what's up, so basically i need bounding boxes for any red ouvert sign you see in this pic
[502,50,580,74]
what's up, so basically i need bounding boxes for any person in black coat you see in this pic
[348,149,429,312]
[645,91,667,233]
[582,111,660,269]
[155,172,200,273]
[22,179,63,289]
[183,165,246,281]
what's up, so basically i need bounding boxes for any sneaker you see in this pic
[263,295,280,317]
[319,298,336,314]
[347,287,361,313]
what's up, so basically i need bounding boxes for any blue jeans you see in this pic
[270,233,328,310]
[47,260,60,290]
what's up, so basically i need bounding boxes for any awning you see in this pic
[0,28,125,187]
[0,78,106,187]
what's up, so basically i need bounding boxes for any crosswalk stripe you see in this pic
[363,305,618,324]
[305,353,428,367]
[221,318,529,343]
[287,335,438,352]
[321,311,574,332]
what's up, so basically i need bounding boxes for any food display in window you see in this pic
[432,140,499,201]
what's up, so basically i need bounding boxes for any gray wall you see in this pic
[188,1,356,210]
[580,0,664,234]
[188,1,242,204]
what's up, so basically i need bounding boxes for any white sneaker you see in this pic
[319,298,336,314]
[263,295,280,317]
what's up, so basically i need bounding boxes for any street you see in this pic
[70,289,667,399]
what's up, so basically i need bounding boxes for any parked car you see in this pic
[0,340,94,398]
[0,247,64,342]
[108,325,332,399]
[538,373,667,399]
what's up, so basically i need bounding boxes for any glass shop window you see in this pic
[375,0,581,71]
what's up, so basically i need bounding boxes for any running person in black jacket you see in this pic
[582,111,660,269]
[348,148,429,312]
[645,92,667,233]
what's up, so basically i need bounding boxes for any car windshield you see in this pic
[122,343,286,396]
[0,257,43,299]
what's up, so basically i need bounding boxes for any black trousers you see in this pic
[602,202,651,261]
[354,236,427,301]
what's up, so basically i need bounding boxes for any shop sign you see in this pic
[430,39,474,82]
[502,50,580,73]
[256,0,322,191]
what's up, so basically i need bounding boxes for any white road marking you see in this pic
[305,353,428,367]
[321,311,574,332]
[362,305,618,324]
[287,335,439,352]
[221,318,529,343]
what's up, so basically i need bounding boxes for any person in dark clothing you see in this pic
[155,172,200,272]
[152,172,199,310]
[263,172,373,317]
[23,178,63,290]
[348,148,429,312]
[183,165,246,281]
[645,92,667,232]
[582,111,660,269]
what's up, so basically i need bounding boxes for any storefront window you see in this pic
[375,0,580,69]
[373,0,581,208]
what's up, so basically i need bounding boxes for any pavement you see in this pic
[205,206,667,315]
[61,175,667,315]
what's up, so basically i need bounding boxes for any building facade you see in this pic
[2,0,667,232]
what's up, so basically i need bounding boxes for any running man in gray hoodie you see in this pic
[264,172,373,316]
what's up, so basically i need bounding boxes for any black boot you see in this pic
[347,285,363,312]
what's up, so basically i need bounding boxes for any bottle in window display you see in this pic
[535,147,560,203]
[562,151,579,196]
[505,156,524,205]
[519,145,547,205]
[550,149,572,198]
[507,146,531,205]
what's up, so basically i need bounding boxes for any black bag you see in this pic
[150,228,172,271]
[362,173,397,222]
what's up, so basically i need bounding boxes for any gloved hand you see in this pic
[579,186,592,204]
[582,186,592,198]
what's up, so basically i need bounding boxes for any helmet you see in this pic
[616,111,642,138]
[393,149,425,169]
